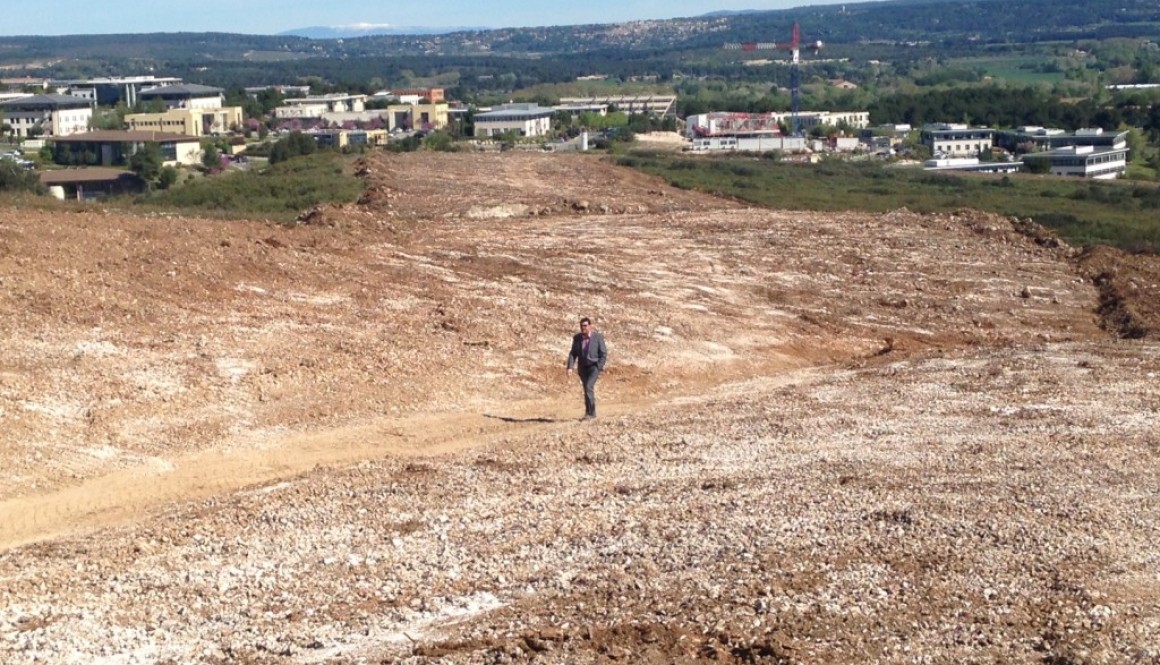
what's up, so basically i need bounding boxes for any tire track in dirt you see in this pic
[0,367,823,552]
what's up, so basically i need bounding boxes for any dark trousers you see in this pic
[579,365,601,417]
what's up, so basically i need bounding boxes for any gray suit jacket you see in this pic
[567,331,607,371]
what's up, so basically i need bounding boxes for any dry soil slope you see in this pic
[0,151,1158,664]
[0,152,1117,505]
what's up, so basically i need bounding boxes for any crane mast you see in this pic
[723,22,823,137]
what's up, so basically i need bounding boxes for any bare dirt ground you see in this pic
[0,151,1158,664]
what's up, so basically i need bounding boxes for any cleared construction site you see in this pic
[1,151,1158,664]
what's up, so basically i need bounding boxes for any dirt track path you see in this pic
[0,368,822,552]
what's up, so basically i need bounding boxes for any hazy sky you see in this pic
[3,0,851,36]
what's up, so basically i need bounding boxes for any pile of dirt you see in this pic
[1074,244,1160,338]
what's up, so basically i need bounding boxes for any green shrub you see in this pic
[157,166,179,190]
[140,152,363,219]
[0,160,43,194]
[268,132,317,164]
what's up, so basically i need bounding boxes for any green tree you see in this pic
[423,131,456,152]
[157,165,179,190]
[0,160,43,193]
[268,131,317,164]
[254,88,285,116]
[386,134,422,152]
[1023,157,1052,174]
[91,103,129,130]
[128,143,164,185]
[1122,126,1145,162]
[201,142,221,170]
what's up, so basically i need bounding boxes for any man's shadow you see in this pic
[484,414,564,424]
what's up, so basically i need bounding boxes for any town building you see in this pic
[553,103,608,118]
[558,95,677,118]
[1,77,48,92]
[686,112,784,138]
[245,85,312,98]
[311,129,390,149]
[125,106,245,137]
[274,94,368,119]
[687,111,869,138]
[137,84,226,111]
[689,135,806,153]
[922,157,1022,174]
[40,168,146,201]
[473,103,555,138]
[384,88,445,104]
[385,102,449,132]
[921,123,994,157]
[49,130,202,167]
[1021,145,1129,179]
[795,111,870,129]
[994,126,1128,154]
[56,76,184,107]
[0,94,93,138]
[278,101,449,133]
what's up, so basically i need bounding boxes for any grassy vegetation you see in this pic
[138,152,365,221]
[618,152,1160,252]
[1126,161,1158,181]
[950,56,1065,84]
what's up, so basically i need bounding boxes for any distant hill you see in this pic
[0,0,1155,71]
[697,10,767,17]
[278,25,487,39]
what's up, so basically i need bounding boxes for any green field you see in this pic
[618,152,1160,251]
[951,55,1066,84]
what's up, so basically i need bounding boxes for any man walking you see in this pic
[566,317,608,420]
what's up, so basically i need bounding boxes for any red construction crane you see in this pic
[723,22,824,136]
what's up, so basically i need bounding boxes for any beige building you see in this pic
[385,102,449,132]
[125,106,244,137]
[385,88,445,103]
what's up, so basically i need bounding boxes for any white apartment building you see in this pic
[1022,145,1128,179]
[690,135,806,152]
[274,94,368,119]
[687,110,870,139]
[558,95,677,118]
[137,84,226,111]
[0,94,92,138]
[921,123,994,157]
[473,103,555,138]
[796,111,870,129]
